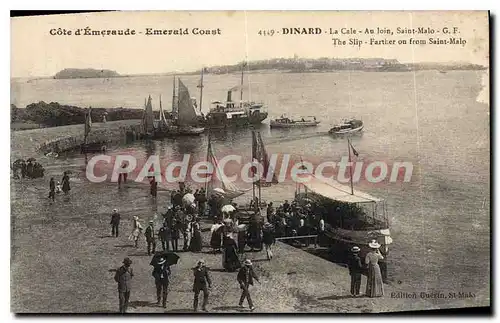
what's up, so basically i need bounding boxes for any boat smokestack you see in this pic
[227,90,232,102]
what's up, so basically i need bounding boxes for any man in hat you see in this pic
[152,257,171,308]
[114,257,134,313]
[347,246,363,296]
[158,222,171,251]
[110,209,121,237]
[192,259,212,312]
[145,220,157,256]
[237,259,259,310]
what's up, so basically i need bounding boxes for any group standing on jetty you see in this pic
[104,180,385,313]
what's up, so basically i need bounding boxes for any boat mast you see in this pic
[199,68,204,114]
[251,131,256,202]
[347,137,354,195]
[172,75,177,119]
[240,62,245,108]
[204,134,211,197]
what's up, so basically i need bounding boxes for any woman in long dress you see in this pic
[129,216,143,248]
[365,240,384,297]
[61,172,71,195]
[222,234,241,272]
[189,218,203,252]
[210,221,224,253]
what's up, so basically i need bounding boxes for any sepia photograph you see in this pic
[10,10,490,314]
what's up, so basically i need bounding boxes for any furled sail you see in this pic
[177,79,199,126]
[206,138,250,199]
[143,95,155,133]
[251,131,278,186]
[159,95,167,124]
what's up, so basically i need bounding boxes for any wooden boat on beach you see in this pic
[328,118,363,135]
[270,115,320,129]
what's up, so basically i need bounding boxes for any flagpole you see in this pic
[240,62,244,108]
[347,137,354,195]
[251,131,256,202]
[199,68,204,114]
[257,132,262,207]
[205,134,211,197]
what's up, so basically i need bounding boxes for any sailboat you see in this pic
[141,96,156,138]
[205,62,268,128]
[204,135,250,200]
[80,107,107,153]
[166,76,205,136]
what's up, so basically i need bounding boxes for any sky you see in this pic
[11,11,489,78]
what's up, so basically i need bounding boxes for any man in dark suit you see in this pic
[237,259,259,310]
[152,257,171,308]
[348,246,363,296]
[192,259,212,312]
[110,209,120,237]
[145,220,156,255]
[114,257,134,313]
[48,177,55,202]
[158,222,171,251]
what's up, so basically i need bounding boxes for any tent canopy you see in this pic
[301,174,382,204]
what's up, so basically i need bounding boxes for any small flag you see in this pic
[350,142,359,157]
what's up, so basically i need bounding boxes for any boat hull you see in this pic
[204,111,268,129]
[321,227,391,282]
[329,125,364,135]
[80,143,107,154]
[270,121,320,129]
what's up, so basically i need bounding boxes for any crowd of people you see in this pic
[12,158,45,179]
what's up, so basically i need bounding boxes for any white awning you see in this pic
[302,174,381,204]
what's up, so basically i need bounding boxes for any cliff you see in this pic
[54,68,120,79]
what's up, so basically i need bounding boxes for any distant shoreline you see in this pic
[13,67,486,81]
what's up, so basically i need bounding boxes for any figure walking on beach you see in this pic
[118,162,128,188]
[192,259,212,312]
[348,246,363,296]
[365,240,384,297]
[262,222,275,261]
[158,222,171,251]
[237,259,259,310]
[110,209,121,237]
[152,257,170,308]
[61,171,70,195]
[48,177,55,202]
[171,218,180,252]
[150,177,158,199]
[145,220,157,256]
[114,257,134,313]
[189,217,203,252]
[129,216,143,248]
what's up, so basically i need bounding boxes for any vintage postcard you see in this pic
[10,11,490,313]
